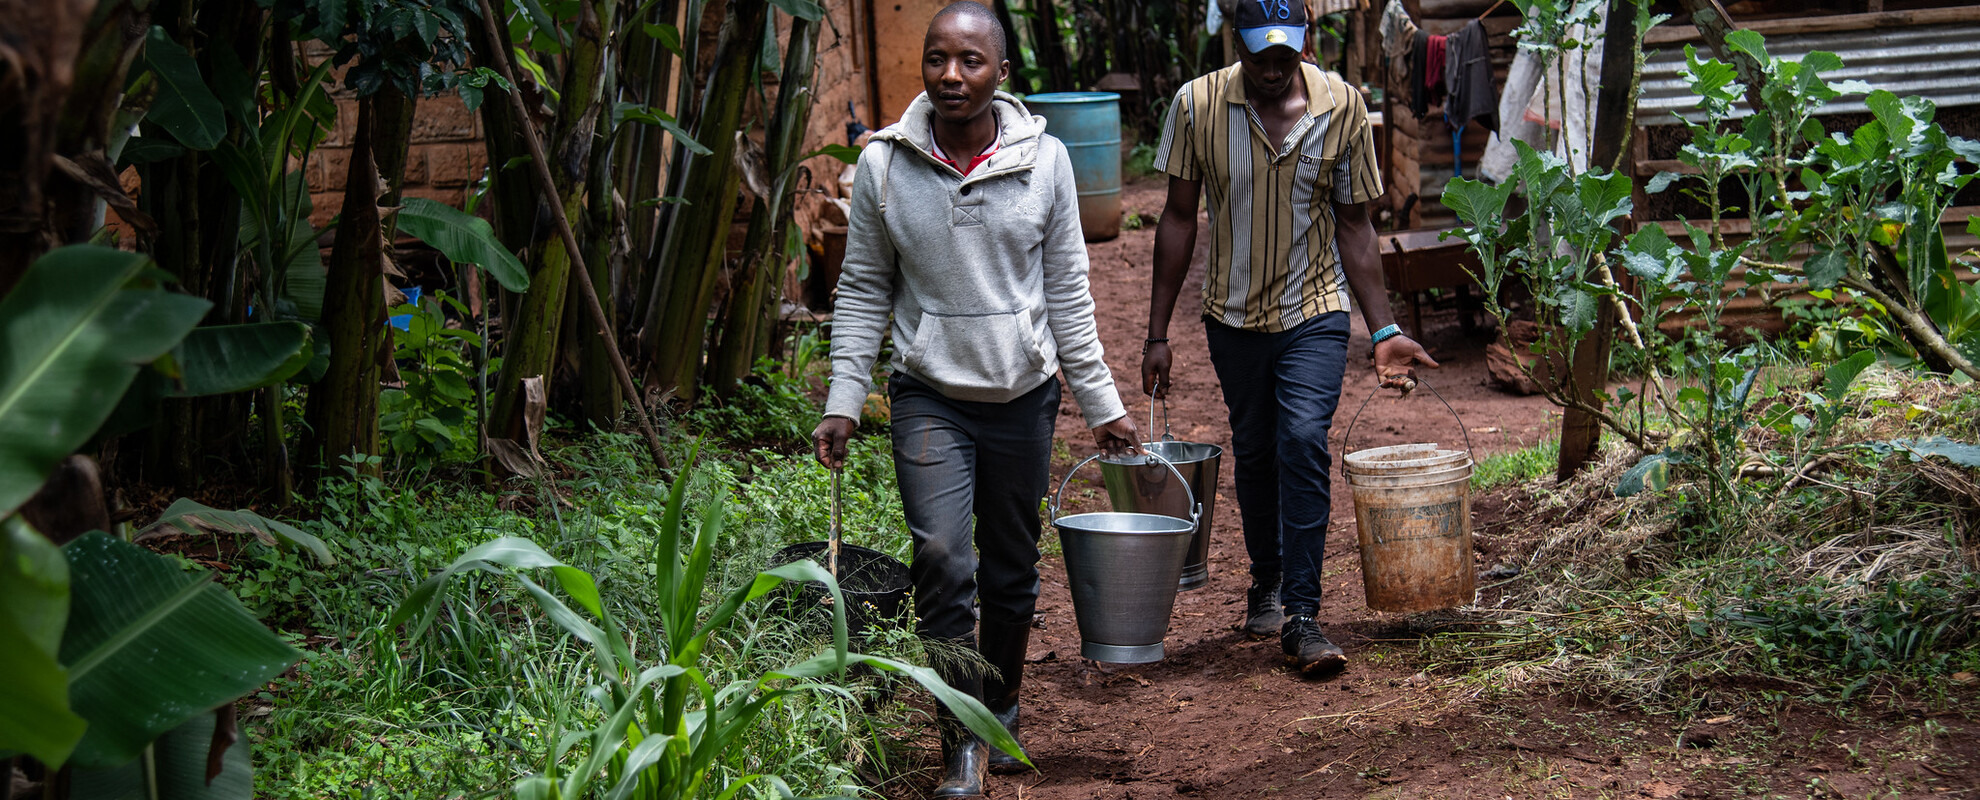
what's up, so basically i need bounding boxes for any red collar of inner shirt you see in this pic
[931,132,1001,177]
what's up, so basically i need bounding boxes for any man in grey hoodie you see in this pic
[810,3,1140,796]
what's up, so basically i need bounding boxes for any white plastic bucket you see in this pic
[1339,381,1477,613]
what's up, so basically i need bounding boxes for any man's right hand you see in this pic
[812,416,856,469]
[1140,341,1172,399]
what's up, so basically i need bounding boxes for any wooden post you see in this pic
[1556,0,1639,480]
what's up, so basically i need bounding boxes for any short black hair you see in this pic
[930,1,1007,62]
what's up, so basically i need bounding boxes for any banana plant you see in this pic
[0,246,304,797]
[392,447,1025,799]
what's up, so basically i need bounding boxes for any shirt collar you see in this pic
[930,126,1003,176]
[1224,62,1339,118]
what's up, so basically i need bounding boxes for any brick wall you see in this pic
[304,45,489,225]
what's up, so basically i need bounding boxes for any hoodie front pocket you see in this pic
[902,310,1045,400]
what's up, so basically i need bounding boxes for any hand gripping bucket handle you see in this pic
[1051,450,1201,528]
[1340,376,1474,457]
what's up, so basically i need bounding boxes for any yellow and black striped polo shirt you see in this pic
[1153,62,1382,333]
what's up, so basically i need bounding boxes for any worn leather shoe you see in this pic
[1280,614,1347,675]
[1243,577,1285,637]
[931,736,987,797]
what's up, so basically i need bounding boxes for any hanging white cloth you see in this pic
[1480,19,1604,182]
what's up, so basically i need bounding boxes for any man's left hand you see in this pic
[1092,416,1142,458]
[1375,336,1439,393]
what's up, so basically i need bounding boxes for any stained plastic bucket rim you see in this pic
[1347,462,1475,489]
[1344,442,1469,474]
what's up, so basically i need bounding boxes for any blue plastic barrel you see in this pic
[1025,92,1122,242]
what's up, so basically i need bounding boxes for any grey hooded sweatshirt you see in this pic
[823,92,1127,428]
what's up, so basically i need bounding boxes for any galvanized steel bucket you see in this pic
[1051,452,1200,663]
[1099,441,1222,591]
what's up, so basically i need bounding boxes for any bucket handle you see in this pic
[1340,376,1475,458]
[1049,450,1200,528]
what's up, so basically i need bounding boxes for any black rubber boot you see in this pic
[980,617,1033,773]
[931,642,987,798]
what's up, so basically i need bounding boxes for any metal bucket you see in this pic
[1052,453,1199,663]
[1099,441,1222,591]
[1024,92,1123,242]
[1340,380,1477,613]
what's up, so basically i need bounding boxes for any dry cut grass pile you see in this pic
[1420,366,1980,712]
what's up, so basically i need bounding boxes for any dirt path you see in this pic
[937,177,1980,799]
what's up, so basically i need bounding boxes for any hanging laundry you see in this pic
[1379,0,1417,60]
[1409,30,1430,119]
[1411,32,1447,120]
[1440,19,1498,178]
[1426,34,1448,91]
[1443,19,1497,134]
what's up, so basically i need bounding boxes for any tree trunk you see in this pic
[487,0,611,439]
[1072,0,1106,90]
[642,0,770,405]
[708,13,821,395]
[0,0,102,292]
[616,0,679,287]
[1028,0,1073,92]
[468,8,540,257]
[1557,0,1639,481]
[993,0,1034,95]
[631,0,710,345]
[304,86,414,481]
[578,87,623,430]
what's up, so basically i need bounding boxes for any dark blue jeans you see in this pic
[889,373,1060,641]
[1204,311,1350,619]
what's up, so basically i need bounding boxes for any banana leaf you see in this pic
[0,246,210,517]
[137,498,334,566]
[396,198,531,292]
[60,533,300,769]
[67,710,253,799]
[168,322,312,397]
[0,518,84,766]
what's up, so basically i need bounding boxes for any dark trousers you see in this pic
[889,373,1060,641]
[1203,311,1350,618]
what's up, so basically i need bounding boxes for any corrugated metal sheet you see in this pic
[1637,22,1980,125]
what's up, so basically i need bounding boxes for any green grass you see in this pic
[1470,437,1559,491]
[1125,141,1159,177]
[239,428,925,799]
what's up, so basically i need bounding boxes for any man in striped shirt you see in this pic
[1142,0,1438,675]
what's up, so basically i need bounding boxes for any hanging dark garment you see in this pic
[1442,19,1498,133]
[1409,30,1431,119]
[1425,35,1447,91]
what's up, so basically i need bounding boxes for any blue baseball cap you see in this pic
[1233,0,1307,54]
